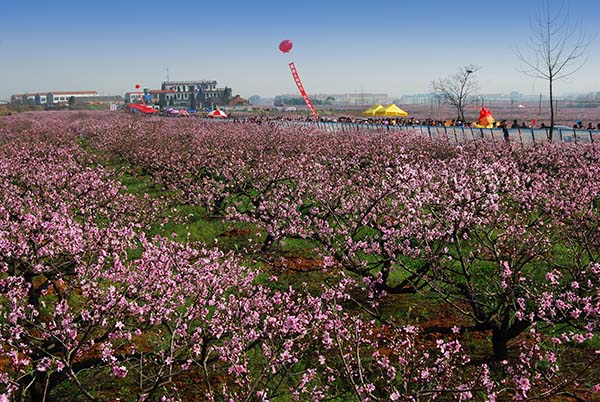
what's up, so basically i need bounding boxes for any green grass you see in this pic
[119,171,165,198]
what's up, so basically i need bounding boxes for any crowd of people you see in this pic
[228,114,600,130]
[146,108,600,132]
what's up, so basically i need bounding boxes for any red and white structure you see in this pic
[207,109,228,118]
[288,62,318,119]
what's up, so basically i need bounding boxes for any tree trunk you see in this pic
[548,78,555,142]
[261,233,275,252]
[491,329,509,361]
[27,374,54,402]
[491,318,531,361]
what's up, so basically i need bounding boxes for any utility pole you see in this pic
[538,93,542,116]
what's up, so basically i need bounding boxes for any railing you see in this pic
[273,120,600,144]
[195,117,600,144]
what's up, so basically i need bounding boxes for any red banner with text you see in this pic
[289,62,318,119]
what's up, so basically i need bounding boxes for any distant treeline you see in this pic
[566,92,600,108]
[275,97,335,106]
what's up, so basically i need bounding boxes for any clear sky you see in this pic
[1,0,599,100]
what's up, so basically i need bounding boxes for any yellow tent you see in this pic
[362,104,385,116]
[375,104,409,117]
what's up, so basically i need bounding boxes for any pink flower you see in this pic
[518,377,531,390]
[112,365,128,378]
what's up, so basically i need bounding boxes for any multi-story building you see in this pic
[394,94,437,105]
[317,93,389,106]
[275,93,389,106]
[124,92,144,103]
[160,81,231,108]
[11,91,99,105]
[47,91,99,104]
[11,93,47,104]
[125,89,176,105]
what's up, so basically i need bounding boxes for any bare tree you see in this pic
[432,65,481,122]
[516,0,590,141]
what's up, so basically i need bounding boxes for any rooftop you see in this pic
[13,91,98,96]
[162,80,217,85]
[49,91,98,95]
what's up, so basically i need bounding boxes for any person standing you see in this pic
[500,120,509,142]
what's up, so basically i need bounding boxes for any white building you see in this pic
[47,91,98,104]
[11,91,98,105]
[124,89,177,105]
[11,93,47,104]
[319,93,389,106]
[124,92,144,103]
[276,93,389,106]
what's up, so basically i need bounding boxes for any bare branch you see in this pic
[514,0,589,141]
[431,65,481,121]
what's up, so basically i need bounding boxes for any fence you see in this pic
[275,120,600,145]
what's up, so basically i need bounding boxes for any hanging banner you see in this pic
[288,62,318,119]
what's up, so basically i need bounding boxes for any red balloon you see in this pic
[135,84,141,89]
[278,39,293,53]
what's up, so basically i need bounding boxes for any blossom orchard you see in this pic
[0,142,494,400]
[85,113,600,390]
[0,115,496,401]
[83,113,600,398]
[1,111,598,400]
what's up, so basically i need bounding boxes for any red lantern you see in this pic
[278,39,293,53]
[135,83,141,89]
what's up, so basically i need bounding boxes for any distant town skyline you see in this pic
[1,0,600,101]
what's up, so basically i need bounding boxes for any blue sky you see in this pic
[1,0,599,100]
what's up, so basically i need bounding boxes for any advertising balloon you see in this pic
[278,39,293,53]
[277,39,318,118]
[135,84,141,89]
